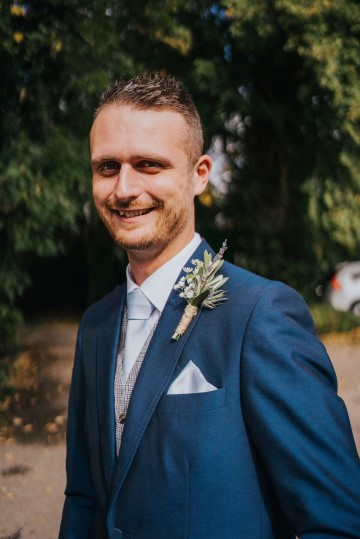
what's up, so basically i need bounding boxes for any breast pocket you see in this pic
[157,388,226,414]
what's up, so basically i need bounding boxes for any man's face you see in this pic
[90,105,209,261]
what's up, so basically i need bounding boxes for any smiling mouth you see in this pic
[116,208,154,218]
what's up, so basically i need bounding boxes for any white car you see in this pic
[327,261,360,316]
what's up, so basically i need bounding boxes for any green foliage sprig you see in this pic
[172,241,228,341]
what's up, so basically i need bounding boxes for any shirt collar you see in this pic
[126,233,202,312]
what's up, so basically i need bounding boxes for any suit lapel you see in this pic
[109,240,214,503]
[96,284,126,490]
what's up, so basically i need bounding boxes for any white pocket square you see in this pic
[167,360,217,395]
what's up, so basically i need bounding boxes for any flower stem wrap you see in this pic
[172,304,198,341]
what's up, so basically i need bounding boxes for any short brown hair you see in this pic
[94,72,204,166]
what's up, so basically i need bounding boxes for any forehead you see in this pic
[90,104,188,157]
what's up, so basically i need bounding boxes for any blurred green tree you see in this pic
[217,0,360,295]
[0,0,223,352]
[1,0,360,353]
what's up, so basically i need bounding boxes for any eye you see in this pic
[137,160,164,172]
[98,161,120,176]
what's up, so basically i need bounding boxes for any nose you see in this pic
[113,164,142,201]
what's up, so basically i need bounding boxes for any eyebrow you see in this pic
[91,156,117,167]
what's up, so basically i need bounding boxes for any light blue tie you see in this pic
[123,288,154,381]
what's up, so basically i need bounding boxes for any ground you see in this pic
[0,322,75,539]
[0,321,359,539]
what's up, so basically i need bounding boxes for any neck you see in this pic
[128,232,195,285]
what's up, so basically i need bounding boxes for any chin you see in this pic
[100,208,190,256]
[112,230,160,253]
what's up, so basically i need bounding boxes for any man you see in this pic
[59,73,360,539]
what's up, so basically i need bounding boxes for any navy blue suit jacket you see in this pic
[59,240,360,538]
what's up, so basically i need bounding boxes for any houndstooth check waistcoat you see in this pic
[114,308,160,456]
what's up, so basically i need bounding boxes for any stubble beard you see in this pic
[96,196,194,258]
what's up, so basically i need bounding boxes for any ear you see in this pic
[193,154,212,196]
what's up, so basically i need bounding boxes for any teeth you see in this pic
[118,209,150,218]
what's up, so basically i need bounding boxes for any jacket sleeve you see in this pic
[241,283,360,538]
[59,321,98,539]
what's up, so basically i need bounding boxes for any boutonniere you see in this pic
[172,240,229,341]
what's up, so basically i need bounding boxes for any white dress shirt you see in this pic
[126,233,202,330]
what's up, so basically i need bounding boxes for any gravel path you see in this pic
[0,322,75,539]
[0,323,359,539]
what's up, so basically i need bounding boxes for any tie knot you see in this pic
[127,288,153,320]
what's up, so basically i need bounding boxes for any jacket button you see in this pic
[110,529,122,539]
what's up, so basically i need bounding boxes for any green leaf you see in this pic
[203,250,212,267]
[210,276,229,291]
[191,289,210,307]
[206,259,224,280]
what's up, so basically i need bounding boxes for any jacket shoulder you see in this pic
[223,260,287,292]
[223,260,308,312]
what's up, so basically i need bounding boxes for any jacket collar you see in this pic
[96,284,126,489]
